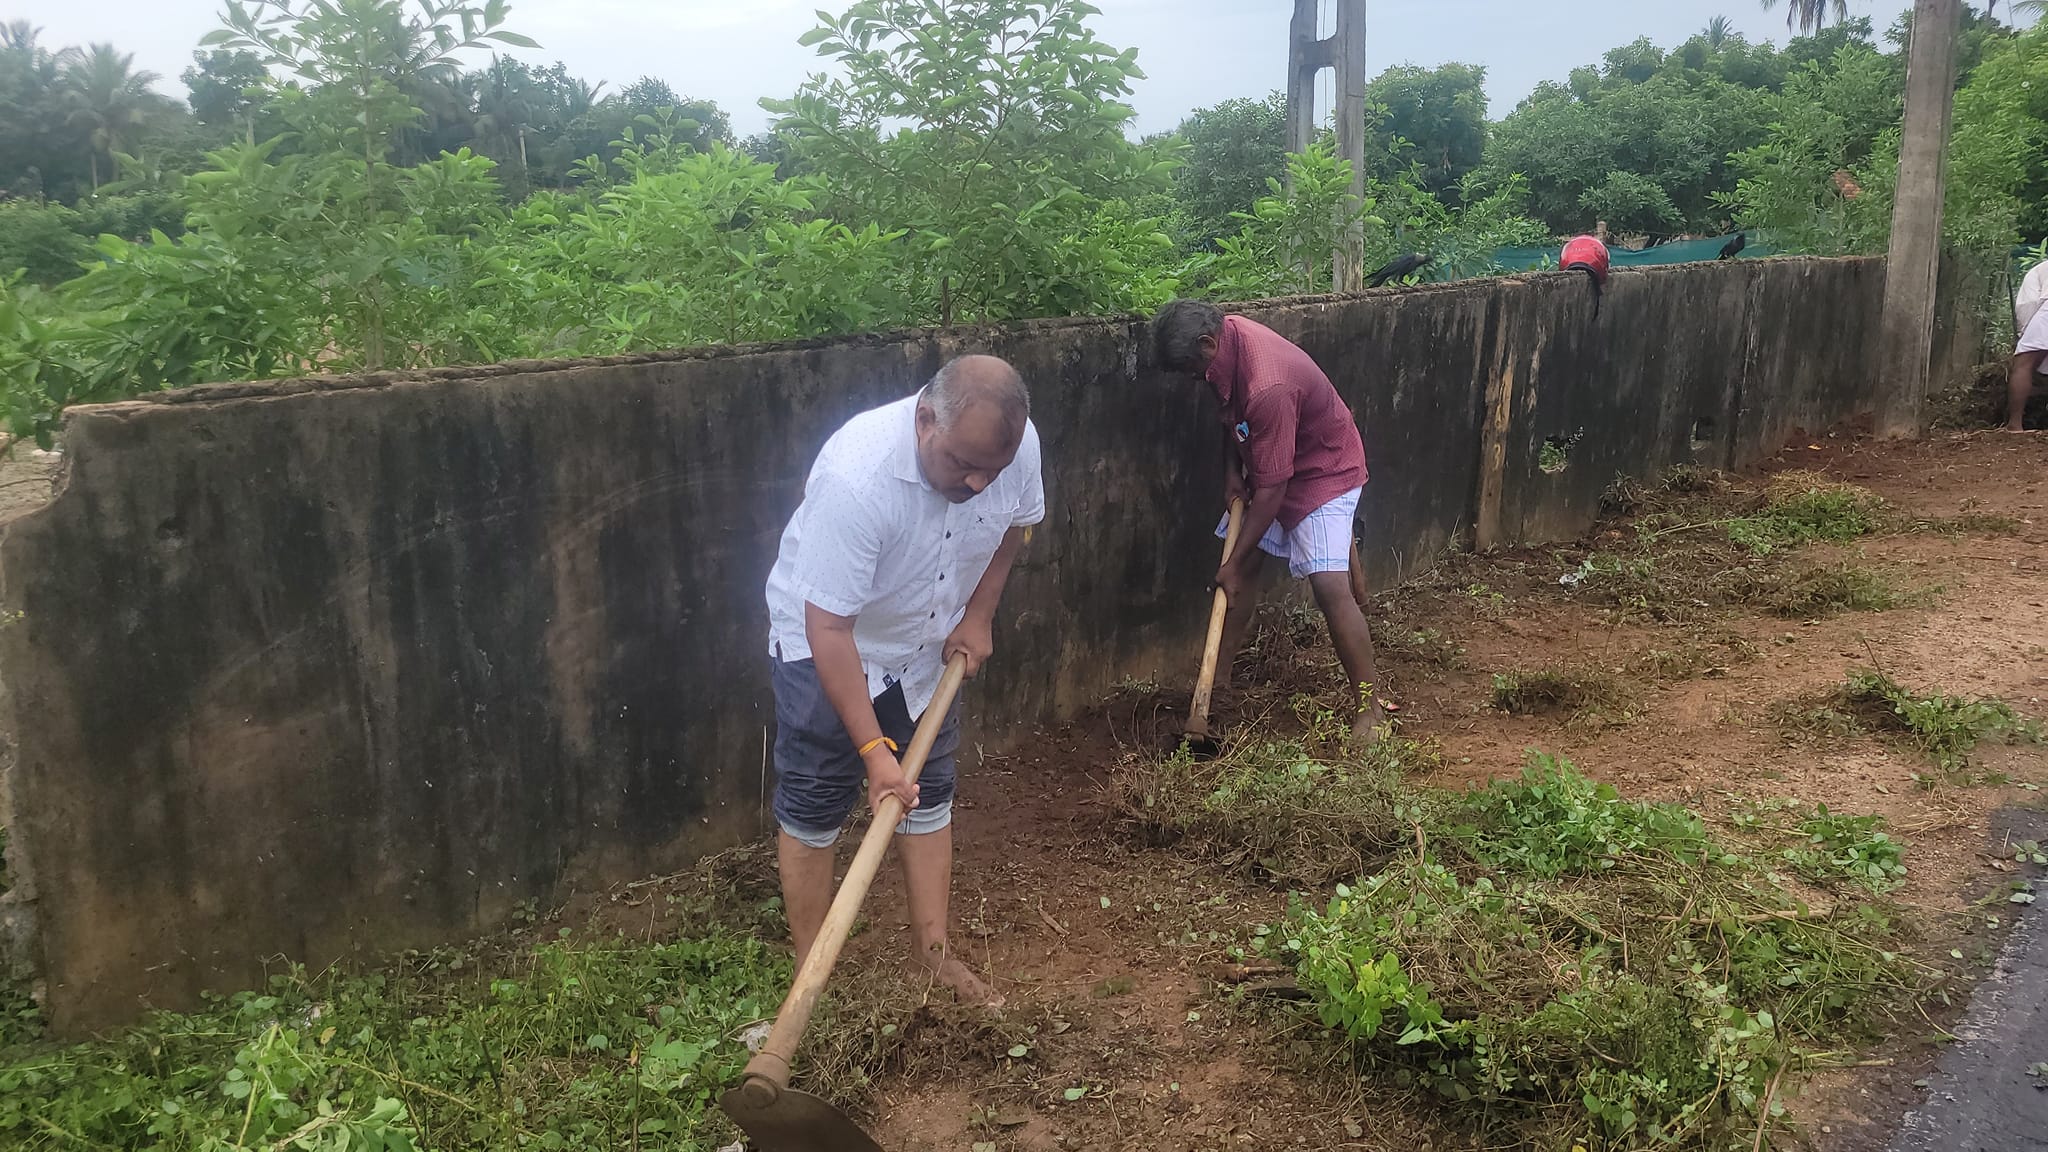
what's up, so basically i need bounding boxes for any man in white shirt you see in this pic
[764,355,1042,1005]
[2009,259,2048,431]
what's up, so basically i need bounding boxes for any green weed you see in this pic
[1120,736,1922,1152]
[1726,473,1885,556]
[1376,624,1468,670]
[1828,670,2041,772]
[1784,806,1908,894]
[1459,753,1709,877]
[0,932,797,1151]
[1272,845,1912,1152]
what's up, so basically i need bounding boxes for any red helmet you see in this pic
[1561,235,1610,285]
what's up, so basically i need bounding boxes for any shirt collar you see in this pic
[1204,315,1242,409]
[890,392,931,488]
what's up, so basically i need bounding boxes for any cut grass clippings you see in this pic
[1490,666,1639,727]
[1114,696,1448,888]
[1725,472,1887,556]
[0,846,930,1152]
[1755,562,1912,619]
[1115,733,1926,1152]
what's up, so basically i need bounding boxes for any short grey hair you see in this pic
[920,355,1030,434]
[1152,299,1225,372]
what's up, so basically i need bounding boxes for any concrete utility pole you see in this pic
[1286,0,1368,292]
[1877,0,1961,437]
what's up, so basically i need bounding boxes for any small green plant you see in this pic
[1461,753,1709,877]
[1726,473,1885,556]
[1785,805,1907,893]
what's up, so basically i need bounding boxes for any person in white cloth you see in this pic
[2007,259,2048,431]
[763,355,1042,1005]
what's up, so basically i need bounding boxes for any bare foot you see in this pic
[1349,703,1388,748]
[910,954,1005,1008]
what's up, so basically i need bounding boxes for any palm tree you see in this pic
[61,44,160,193]
[1703,15,1735,48]
[471,57,535,175]
[1759,0,1851,30]
[2006,0,2048,24]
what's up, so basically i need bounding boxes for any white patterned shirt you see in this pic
[766,394,1045,718]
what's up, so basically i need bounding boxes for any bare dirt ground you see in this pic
[823,431,2048,1152]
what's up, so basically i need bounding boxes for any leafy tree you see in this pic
[1,23,86,200]
[1762,0,1851,30]
[1720,41,1902,252]
[182,49,271,141]
[61,44,166,193]
[465,145,909,356]
[200,0,537,368]
[1364,63,1489,202]
[1944,20,2048,245]
[766,0,1174,323]
[0,201,93,285]
[1160,93,1287,246]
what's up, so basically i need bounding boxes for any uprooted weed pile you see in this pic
[0,846,956,1152]
[1778,669,2043,776]
[1115,716,1928,1152]
[1556,468,1931,627]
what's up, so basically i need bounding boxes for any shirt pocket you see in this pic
[950,509,1011,591]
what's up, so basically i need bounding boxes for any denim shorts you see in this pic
[771,657,960,848]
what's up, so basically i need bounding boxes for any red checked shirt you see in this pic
[1206,315,1368,530]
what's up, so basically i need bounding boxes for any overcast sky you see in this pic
[11,0,1919,136]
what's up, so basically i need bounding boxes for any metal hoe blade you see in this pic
[721,1080,885,1152]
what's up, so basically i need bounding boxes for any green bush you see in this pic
[0,202,93,287]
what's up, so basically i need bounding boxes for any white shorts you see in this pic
[1215,487,1362,578]
[2018,305,2048,362]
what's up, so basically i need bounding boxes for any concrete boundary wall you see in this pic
[0,256,1977,1030]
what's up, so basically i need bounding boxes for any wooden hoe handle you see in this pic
[734,653,971,1102]
[1187,498,1247,732]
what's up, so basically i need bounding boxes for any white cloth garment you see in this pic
[1214,486,1363,578]
[766,394,1045,718]
[2018,260,2048,336]
[2018,298,2048,360]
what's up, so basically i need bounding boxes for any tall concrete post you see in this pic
[1285,0,1322,159]
[1877,0,1960,437]
[1332,0,1369,292]
[1285,0,1369,291]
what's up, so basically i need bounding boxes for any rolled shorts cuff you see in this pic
[1214,487,1363,578]
[778,799,954,849]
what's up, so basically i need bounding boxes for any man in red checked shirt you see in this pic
[1152,299,1386,742]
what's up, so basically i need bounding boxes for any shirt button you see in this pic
[946,532,952,539]
[929,611,936,618]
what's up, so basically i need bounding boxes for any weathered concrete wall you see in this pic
[0,256,1940,1030]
